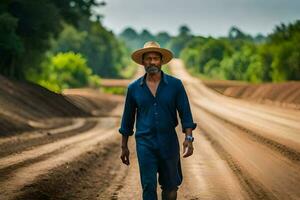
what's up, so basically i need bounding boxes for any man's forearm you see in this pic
[184,128,193,137]
[121,135,129,148]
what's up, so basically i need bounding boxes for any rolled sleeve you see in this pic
[119,85,136,136]
[176,80,197,133]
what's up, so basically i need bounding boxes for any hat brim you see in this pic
[131,47,173,65]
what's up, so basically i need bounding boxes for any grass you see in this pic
[100,86,126,95]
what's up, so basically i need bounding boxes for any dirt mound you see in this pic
[222,81,300,109]
[0,76,120,135]
[202,79,249,93]
[63,88,124,116]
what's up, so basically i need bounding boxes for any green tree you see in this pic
[30,52,97,92]
[267,20,300,81]
[119,27,140,50]
[50,19,127,78]
[0,12,24,77]
[156,32,171,48]
[220,44,256,80]
[244,54,265,83]
[228,26,253,41]
[180,21,299,82]
[0,0,101,79]
[168,25,193,57]
[119,28,172,53]
[180,36,207,70]
[139,29,155,44]
[203,59,224,79]
[179,25,191,37]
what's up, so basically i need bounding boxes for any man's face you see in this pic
[142,52,162,74]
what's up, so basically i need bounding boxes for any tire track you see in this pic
[201,129,277,200]
[0,121,109,182]
[0,118,115,171]
[197,105,300,162]
[13,137,121,200]
[0,118,95,157]
[0,118,119,200]
[189,85,300,153]
[97,139,143,200]
[194,107,300,199]
[177,126,251,200]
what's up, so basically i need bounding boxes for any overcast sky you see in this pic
[96,0,300,37]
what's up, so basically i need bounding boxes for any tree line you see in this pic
[1,1,298,93]
[0,0,129,92]
[120,21,300,82]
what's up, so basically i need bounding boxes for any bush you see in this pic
[27,52,100,92]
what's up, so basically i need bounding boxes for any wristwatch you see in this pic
[185,135,194,142]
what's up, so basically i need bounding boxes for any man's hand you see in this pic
[120,146,130,165]
[182,140,194,158]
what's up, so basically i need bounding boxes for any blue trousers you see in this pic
[136,133,183,200]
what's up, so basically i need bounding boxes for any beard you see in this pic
[144,65,161,74]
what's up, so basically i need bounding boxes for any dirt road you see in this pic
[0,61,299,200]
[168,59,300,200]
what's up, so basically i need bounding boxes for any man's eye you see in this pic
[145,57,159,61]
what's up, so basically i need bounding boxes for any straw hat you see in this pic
[131,41,173,65]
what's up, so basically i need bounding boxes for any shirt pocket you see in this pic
[159,88,177,108]
[134,91,152,110]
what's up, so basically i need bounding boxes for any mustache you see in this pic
[144,65,161,73]
[147,64,158,67]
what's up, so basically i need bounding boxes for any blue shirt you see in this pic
[119,70,197,158]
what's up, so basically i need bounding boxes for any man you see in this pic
[119,41,197,200]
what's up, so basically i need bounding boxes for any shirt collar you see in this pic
[139,70,168,86]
